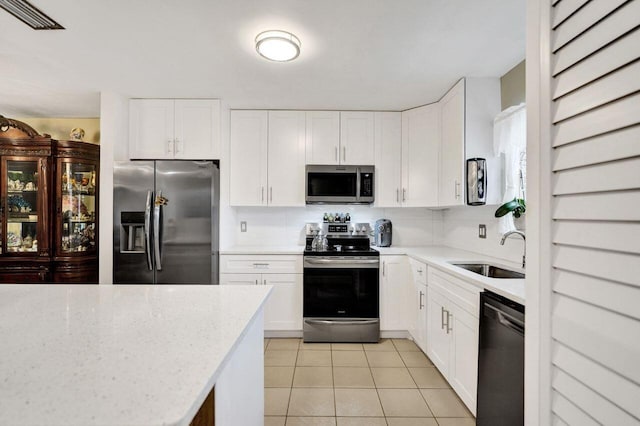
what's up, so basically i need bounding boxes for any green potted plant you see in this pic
[494,198,526,218]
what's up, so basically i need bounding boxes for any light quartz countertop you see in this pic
[221,244,525,305]
[0,284,272,426]
[376,246,526,305]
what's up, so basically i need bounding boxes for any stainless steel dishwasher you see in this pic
[476,290,525,426]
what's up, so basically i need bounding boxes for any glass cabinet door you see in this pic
[5,160,40,254]
[60,161,97,253]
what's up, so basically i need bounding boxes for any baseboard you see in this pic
[266,330,414,340]
[265,330,303,338]
[380,330,412,339]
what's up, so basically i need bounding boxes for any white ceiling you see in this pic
[0,0,525,117]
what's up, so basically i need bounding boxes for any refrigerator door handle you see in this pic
[154,190,163,271]
[144,190,153,271]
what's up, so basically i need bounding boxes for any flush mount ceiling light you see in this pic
[0,0,64,29]
[255,30,301,62]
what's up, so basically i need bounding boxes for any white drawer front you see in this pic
[428,268,481,318]
[408,258,428,285]
[220,255,303,274]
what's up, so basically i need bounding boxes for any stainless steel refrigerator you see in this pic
[113,160,219,284]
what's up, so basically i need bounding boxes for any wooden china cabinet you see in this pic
[0,117,99,283]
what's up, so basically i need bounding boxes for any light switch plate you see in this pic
[479,224,486,239]
[240,221,247,232]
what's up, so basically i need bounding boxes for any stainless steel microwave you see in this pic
[305,165,374,204]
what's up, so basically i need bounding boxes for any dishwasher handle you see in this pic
[483,302,524,336]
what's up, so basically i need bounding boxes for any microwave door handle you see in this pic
[144,190,153,271]
[356,167,361,202]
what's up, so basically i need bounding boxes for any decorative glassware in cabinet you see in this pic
[60,162,96,253]
[6,161,39,254]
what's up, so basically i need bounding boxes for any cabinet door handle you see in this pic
[167,140,174,155]
[396,189,399,203]
[343,146,346,162]
[270,187,273,203]
[255,279,258,285]
[419,291,424,309]
[261,186,264,203]
[335,146,338,162]
[455,180,461,199]
[403,188,406,202]
[175,139,181,154]
[446,312,453,334]
[263,279,267,285]
[382,261,386,277]
[441,307,446,330]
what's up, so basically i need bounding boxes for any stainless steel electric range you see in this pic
[303,222,380,343]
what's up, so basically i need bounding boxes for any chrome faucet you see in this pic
[500,230,526,268]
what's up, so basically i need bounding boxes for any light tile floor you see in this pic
[264,338,475,426]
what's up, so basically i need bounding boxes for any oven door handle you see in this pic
[304,258,379,265]
[305,319,379,325]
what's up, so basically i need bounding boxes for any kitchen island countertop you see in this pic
[0,284,271,426]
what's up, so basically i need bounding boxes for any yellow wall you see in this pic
[15,118,100,144]
[500,60,526,110]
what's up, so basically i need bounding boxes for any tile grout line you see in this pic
[363,344,389,424]
[285,339,301,419]
[330,344,336,422]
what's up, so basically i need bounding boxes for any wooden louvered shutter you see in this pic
[529,0,640,424]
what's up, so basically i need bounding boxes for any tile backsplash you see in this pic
[222,206,443,248]
[221,203,525,266]
[440,204,526,264]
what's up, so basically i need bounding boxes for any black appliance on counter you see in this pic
[374,219,392,247]
[303,223,379,343]
[477,290,525,426]
[305,165,374,204]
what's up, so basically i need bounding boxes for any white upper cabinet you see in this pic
[129,99,175,159]
[437,78,502,207]
[374,112,403,207]
[174,100,220,159]
[401,103,440,207]
[267,111,306,206]
[230,110,268,206]
[129,99,220,160]
[305,111,375,165]
[230,110,305,207]
[340,111,375,165]
[463,77,502,205]
[305,111,340,165]
[439,79,466,207]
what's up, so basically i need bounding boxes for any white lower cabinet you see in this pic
[408,258,428,352]
[380,255,411,331]
[426,268,481,416]
[427,286,451,375]
[219,255,302,331]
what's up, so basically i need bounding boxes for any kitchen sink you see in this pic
[451,263,525,279]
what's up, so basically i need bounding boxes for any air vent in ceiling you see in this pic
[0,0,63,30]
